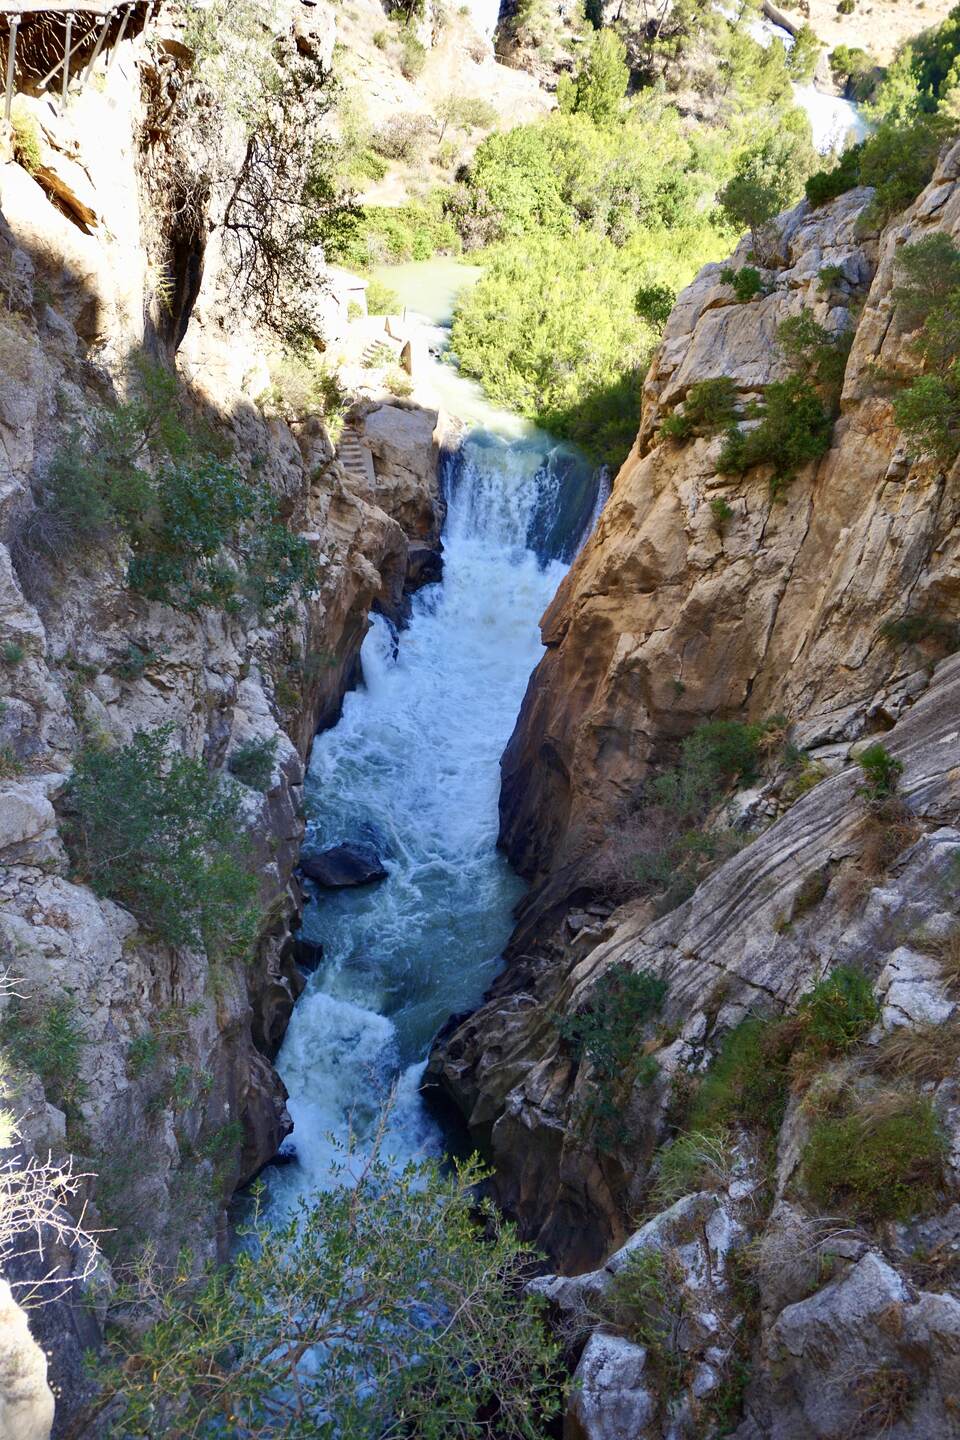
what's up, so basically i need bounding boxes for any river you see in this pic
[264,264,600,1211]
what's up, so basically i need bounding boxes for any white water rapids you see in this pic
[265,268,599,1212]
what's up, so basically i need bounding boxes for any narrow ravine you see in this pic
[265,266,600,1211]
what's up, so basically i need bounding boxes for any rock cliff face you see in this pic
[429,143,960,1436]
[0,8,442,1426]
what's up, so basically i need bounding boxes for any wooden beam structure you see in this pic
[0,2,153,108]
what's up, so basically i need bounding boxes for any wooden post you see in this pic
[3,14,19,122]
[61,12,73,103]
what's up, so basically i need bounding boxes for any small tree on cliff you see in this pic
[719,125,814,254]
[88,1150,563,1437]
[558,29,630,126]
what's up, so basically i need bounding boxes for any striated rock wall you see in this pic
[500,161,960,892]
[429,139,960,1438]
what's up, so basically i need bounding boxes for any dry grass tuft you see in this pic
[875,1020,960,1085]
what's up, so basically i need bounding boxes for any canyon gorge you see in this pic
[1,0,960,1438]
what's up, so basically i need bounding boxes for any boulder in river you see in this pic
[300,842,387,888]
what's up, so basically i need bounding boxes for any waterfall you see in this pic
[266,411,599,1211]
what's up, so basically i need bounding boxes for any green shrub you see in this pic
[365,278,401,315]
[689,1018,791,1138]
[787,24,820,84]
[603,1248,685,1391]
[805,142,863,207]
[792,966,879,1058]
[399,34,426,79]
[64,726,261,961]
[718,375,834,495]
[719,265,766,302]
[680,716,764,785]
[837,0,854,14]
[859,115,957,227]
[855,742,903,806]
[817,264,845,292]
[710,496,734,530]
[113,643,160,682]
[776,311,852,393]
[557,28,629,126]
[802,1096,945,1221]
[894,369,960,463]
[649,1128,733,1208]
[33,355,319,616]
[558,965,666,1146]
[126,1029,163,1079]
[94,1152,563,1437]
[228,736,278,793]
[635,281,676,328]
[719,126,817,243]
[373,27,389,47]
[0,997,87,1117]
[1,641,25,665]
[10,105,42,175]
[879,613,958,648]
[661,377,739,442]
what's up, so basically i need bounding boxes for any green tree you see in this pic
[559,28,629,126]
[65,727,261,960]
[92,1153,563,1438]
[719,125,815,246]
[787,23,820,83]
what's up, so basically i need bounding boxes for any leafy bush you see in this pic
[661,377,738,442]
[791,966,879,1059]
[719,125,817,245]
[859,115,956,227]
[370,113,431,163]
[365,278,401,315]
[603,1248,685,1391]
[855,742,903,806]
[803,1095,945,1221]
[64,727,261,960]
[399,34,427,79]
[879,613,958,648]
[556,28,629,126]
[0,997,87,1118]
[710,496,734,529]
[718,375,833,495]
[690,1018,792,1137]
[776,311,852,393]
[1,641,24,665]
[10,105,41,175]
[805,142,863,207]
[451,228,655,466]
[558,965,667,1145]
[635,281,676,327]
[228,736,278,793]
[720,265,766,302]
[837,0,854,14]
[787,24,820,84]
[34,355,319,615]
[94,1152,563,1437]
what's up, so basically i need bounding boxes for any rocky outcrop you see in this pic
[499,167,959,892]
[0,10,442,1427]
[430,139,960,1436]
[0,1280,53,1440]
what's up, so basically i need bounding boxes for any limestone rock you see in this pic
[565,1332,656,1440]
[0,1281,54,1440]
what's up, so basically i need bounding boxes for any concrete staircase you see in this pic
[336,423,376,488]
